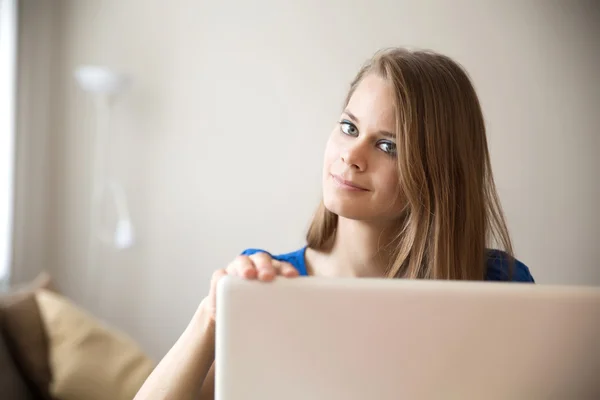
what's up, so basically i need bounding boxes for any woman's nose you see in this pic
[341,142,367,171]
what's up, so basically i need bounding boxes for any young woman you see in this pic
[134,47,535,400]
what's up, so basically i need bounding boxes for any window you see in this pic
[0,0,17,289]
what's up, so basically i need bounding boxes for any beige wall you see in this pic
[14,0,600,358]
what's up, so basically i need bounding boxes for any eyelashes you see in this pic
[338,120,397,156]
[340,120,358,136]
[378,142,397,155]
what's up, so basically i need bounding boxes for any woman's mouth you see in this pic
[331,174,369,191]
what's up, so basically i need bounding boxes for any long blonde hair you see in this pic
[306,48,514,280]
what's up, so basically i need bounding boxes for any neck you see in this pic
[313,217,398,278]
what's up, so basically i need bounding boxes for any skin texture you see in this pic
[309,73,405,279]
[323,73,404,222]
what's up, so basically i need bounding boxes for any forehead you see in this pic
[346,73,396,130]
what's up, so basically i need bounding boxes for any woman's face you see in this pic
[322,73,405,222]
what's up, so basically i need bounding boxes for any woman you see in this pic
[134,47,534,400]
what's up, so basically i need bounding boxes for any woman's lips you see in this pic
[331,174,369,191]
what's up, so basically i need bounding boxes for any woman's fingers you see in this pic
[226,253,300,283]
[246,253,300,281]
[276,260,300,278]
[227,255,258,279]
[203,254,299,322]
[250,252,277,281]
[210,268,228,292]
[207,268,228,316]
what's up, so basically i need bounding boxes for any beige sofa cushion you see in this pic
[35,289,155,400]
[0,325,35,400]
[0,272,54,399]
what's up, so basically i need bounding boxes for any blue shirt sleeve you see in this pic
[485,250,535,282]
[241,248,272,257]
[240,247,308,276]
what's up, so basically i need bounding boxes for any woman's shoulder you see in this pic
[240,247,308,276]
[485,249,535,283]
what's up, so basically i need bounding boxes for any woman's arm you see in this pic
[134,300,215,400]
[198,362,216,399]
[134,252,297,400]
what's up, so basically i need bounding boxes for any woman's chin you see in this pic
[324,198,403,223]
[324,200,372,221]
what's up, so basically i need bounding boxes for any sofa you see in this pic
[0,272,155,400]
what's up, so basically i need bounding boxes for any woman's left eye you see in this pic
[340,121,359,136]
[378,141,397,155]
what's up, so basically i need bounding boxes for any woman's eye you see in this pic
[378,141,397,155]
[340,121,358,136]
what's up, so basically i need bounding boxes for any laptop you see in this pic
[215,276,600,400]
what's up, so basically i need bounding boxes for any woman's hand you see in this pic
[134,252,298,400]
[200,252,300,323]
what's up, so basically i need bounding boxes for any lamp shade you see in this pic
[74,66,131,95]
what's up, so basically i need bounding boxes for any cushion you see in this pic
[35,289,155,400]
[0,325,36,400]
[0,272,55,304]
[0,271,54,399]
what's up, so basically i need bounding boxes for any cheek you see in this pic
[378,165,401,199]
[323,135,340,172]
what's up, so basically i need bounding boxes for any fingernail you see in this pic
[259,271,274,280]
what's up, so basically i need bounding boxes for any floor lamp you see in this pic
[74,66,135,307]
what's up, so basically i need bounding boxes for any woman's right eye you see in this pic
[340,120,358,137]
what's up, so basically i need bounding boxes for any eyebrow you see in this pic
[343,109,396,139]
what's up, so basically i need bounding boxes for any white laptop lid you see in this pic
[215,276,600,400]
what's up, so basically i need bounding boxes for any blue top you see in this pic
[240,246,535,282]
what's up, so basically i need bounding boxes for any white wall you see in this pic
[15,0,600,358]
